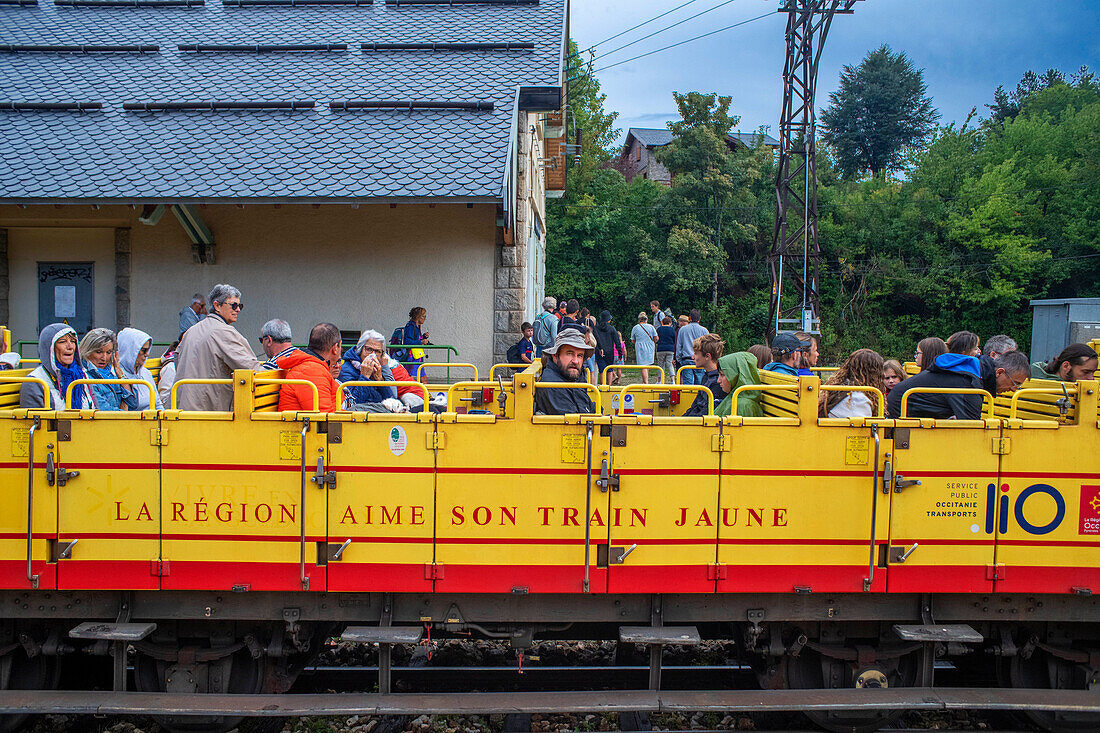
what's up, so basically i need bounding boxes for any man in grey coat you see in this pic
[174,284,260,411]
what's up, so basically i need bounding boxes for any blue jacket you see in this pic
[655,325,676,352]
[337,346,398,404]
[85,363,139,411]
[887,353,983,420]
[763,361,799,377]
[401,321,425,363]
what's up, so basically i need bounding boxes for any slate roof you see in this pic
[625,127,780,151]
[0,0,566,201]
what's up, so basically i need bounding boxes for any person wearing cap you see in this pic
[535,330,597,416]
[763,332,803,377]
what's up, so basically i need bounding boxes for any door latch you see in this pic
[310,457,336,489]
[893,474,920,492]
[595,459,619,492]
[45,453,79,487]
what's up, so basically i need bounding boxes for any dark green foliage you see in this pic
[548,57,1099,364]
[820,44,940,179]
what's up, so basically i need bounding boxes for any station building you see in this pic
[0,0,569,369]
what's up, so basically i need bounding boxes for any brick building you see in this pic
[614,127,779,184]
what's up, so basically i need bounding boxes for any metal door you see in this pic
[717,422,888,593]
[606,418,721,593]
[0,416,56,589]
[886,423,1000,593]
[160,414,327,591]
[38,263,93,334]
[325,414,435,592]
[56,415,160,590]
[994,420,1100,594]
[434,414,611,594]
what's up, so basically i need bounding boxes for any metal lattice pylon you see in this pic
[767,0,860,339]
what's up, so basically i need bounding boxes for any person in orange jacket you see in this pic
[276,322,343,412]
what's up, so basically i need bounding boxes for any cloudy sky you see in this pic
[569,0,1100,148]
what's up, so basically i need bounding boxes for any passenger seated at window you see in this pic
[278,323,342,413]
[882,359,904,396]
[914,337,947,372]
[1032,344,1098,383]
[887,350,983,420]
[79,328,138,411]
[818,349,885,418]
[714,352,763,417]
[762,332,802,377]
[259,318,298,370]
[157,339,180,408]
[118,328,163,411]
[0,352,19,370]
[20,323,94,409]
[946,330,981,357]
[175,284,260,411]
[981,350,1030,395]
[338,330,410,413]
[534,330,596,415]
[683,333,726,417]
[746,344,770,369]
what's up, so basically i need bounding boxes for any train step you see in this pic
[893,624,983,642]
[619,626,701,645]
[341,626,424,644]
[69,622,156,641]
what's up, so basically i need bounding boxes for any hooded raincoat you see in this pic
[714,352,763,418]
[117,327,163,410]
[338,345,398,405]
[886,353,983,420]
[20,323,94,409]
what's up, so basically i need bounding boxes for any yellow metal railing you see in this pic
[819,385,885,419]
[488,363,535,381]
[416,362,479,382]
[1008,386,1078,420]
[675,365,703,384]
[898,387,994,419]
[64,378,156,410]
[601,365,665,385]
[617,384,712,415]
[170,378,233,410]
[337,380,429,410]
[1,376,54,409]
[445,381,515,412]
[254,378,320,412]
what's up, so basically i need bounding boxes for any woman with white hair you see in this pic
[630,312,658,384]
[117,327,164,410]
[338,330,400,407]
[80,327,139,411]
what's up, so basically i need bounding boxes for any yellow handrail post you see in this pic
[675,365,703,385]
[1007,386,1080,421]
[169,378,234,411]
[336,381,430,413]
[488,363,535,382]
[233,369,255,420]
[796,374,820,423]
[0,376,54,410]
[416,362,479,383]
[618,384,712,415]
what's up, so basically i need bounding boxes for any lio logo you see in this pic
[985,483,1065,535]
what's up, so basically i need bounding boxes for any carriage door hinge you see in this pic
[149,427,168,446]
[986,563,1006,580]
[150,560,170,577]
[711,435,731,452]
[427,432,446,450]
[992,437,1011,455]
[424,563,445,580]
[707,563,727,580]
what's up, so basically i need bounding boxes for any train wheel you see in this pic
[0,644,60,733]
[785,646,919,733]
[133,642,270,733]
[1008,644,1100,732]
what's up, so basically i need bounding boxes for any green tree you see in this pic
[820,44,940,179]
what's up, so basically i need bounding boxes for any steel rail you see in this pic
[0,688,1097,716]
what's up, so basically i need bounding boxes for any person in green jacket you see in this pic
[715,352,764,417]
[1031,343,1097,382]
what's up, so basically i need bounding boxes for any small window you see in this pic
[635,146,641,162]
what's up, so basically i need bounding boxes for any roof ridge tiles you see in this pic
[360,42,534,50]
[123,100,315,110]
[0,43,159,52]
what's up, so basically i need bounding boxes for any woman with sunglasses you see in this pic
[173,284,260,411]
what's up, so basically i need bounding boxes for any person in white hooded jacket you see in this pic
[117,327,164,410]
[20,323,94,409]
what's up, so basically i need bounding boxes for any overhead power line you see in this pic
[567,11,774,84]
[565,0,703,62]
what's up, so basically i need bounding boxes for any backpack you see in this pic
[389,327,408,361]
[532,312,553,347]
[506,342,522,364]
